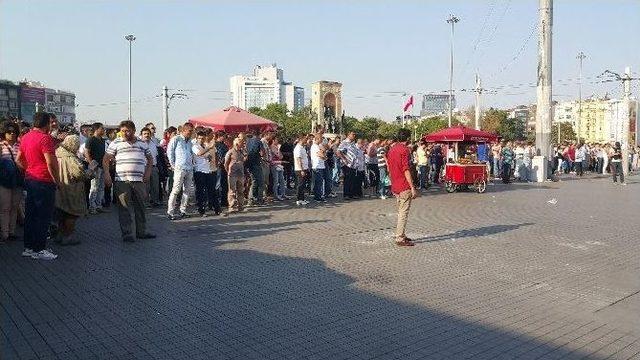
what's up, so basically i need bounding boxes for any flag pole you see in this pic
[401,94,405,127]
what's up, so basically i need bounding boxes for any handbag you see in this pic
[382,173,391,187]
[0,144,23,188]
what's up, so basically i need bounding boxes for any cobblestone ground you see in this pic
[1,174,639,359]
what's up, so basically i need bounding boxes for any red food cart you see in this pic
[424,126,499,194]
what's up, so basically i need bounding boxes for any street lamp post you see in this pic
[125,34,136,121]
[577,51,586,143]
[446,14,460,128]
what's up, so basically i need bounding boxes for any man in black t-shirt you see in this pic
[85,122,108,214]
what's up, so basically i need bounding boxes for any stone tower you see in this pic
[311,81,343,133]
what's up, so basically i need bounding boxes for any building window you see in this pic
[47,95,54,102]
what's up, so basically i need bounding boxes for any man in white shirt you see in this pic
[310,134,327,202]
[293,134,310,206]
[192,129,221,216]
[140,127,160,207]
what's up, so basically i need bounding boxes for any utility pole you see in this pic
[622,67,632,177]
[447,14,460,128]
[577,51,586,143]
[474,73,482,130]
[534,0,553,182]
[125,34,136,121]
[160,86,187,131]
[162,86,169,131]
[601,67,639,177]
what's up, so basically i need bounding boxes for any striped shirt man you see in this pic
[106,138,151,182]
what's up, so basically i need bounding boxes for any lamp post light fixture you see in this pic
[446,14,460,128]
[125,34,136,121]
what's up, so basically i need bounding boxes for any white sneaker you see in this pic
[380,195,387,200]
[31,249,58,260]
[296,200,309,206]
[21,248,35,257]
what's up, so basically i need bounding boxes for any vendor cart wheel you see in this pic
[475,179,487,193]
[445,181,457,193]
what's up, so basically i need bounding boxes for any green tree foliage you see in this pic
[481,108,507,134]
[414,116,448,139]
[551,122,576,145]
[344,116,384,139]
[377,122,402,139]
[249,104,312,141]
[498,116,526,141]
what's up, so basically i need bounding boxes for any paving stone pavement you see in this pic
[1,174,639,359]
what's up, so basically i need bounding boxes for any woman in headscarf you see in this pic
[54,135,95,245]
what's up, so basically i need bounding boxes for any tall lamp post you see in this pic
[446,14,460,128]
[576,51,586,143]
[125,34,136,121]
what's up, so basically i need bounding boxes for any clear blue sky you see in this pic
[1,0,639,128]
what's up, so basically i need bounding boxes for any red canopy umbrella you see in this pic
[189,106,278,132]
[423,126,499,143]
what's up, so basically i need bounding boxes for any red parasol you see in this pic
[189,106,278,132]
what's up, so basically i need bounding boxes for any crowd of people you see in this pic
[488,140,634,184]
[1,113,637,259]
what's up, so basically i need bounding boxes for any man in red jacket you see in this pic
[386,128,418,247]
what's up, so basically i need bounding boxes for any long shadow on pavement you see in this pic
[413,223,535,243]
[0,219,609,359]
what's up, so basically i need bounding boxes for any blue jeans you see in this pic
[24,179,56,252]
[313,168,326,200]
[493,157,501,177]
[248,163,263,203]
[378,166,388,197]
[418,165,428,189]
[332,159,342,186]
[324,166,333,196]
[271,167,285,199]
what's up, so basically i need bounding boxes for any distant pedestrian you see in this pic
[610,141,625,185]
[16,112,60,259]
[166,122,195,220]
[386,128,417,247]
[293,134,310,206]
[85,122,108,213]
[54,135,93,245]
[103,120,156,242]
[224,137,246,214]
[501,142,515,184]
[310,134,327,202]
[246,131,265,206]
[192,130,221,216]
[140,127,161,207]
[0,121,23,244]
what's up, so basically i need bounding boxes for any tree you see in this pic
[482,108,507,134]
[551,122,576,145]
[377,122,402,139]
[351,117,384,139]
[249,103,312,141]
[414,116,448,139]
[498,117,526,141]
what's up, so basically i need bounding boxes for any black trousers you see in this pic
[367,164,380,189]
[218,168,229,207]
[342,166,355,198]
[575,162,583,176]
[354,170,364,197]
[296,170,308,201]
[194,171,221,214]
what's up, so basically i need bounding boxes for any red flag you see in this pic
[403,95,414,112]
